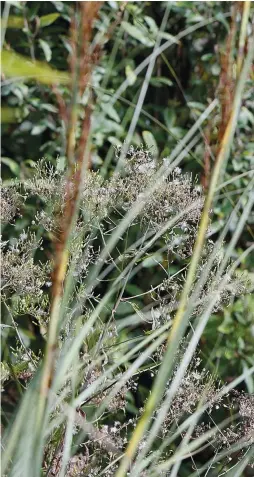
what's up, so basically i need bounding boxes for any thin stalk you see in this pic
[236,1,251,77]
[115,35,254,477]
[115,4,170,173]
[56,195,202,389]
[0,1,10,49]
[110,14,231,108]
[37,0,102,438]
[136,358,254,477]
[155,422,252,474]
[190,445,253,477]
[131,243,254,476]
[216,169,254,191]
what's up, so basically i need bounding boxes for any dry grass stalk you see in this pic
[217,3,238,145]
[39,1,103,407]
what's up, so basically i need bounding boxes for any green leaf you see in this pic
[150,77,173,88]
[126,402,139,414]
[164,109,176,128]
[142,253,163,268]
[215,12,230,32]
[201,53,213,62]
[169,127,186,139]
[1,107,25,123]
[158,32,180,44]
[2,13,60,30]
[31,124,47,135]
[187,101,206,111]
[12,84,28,102]
[1,157,21,177]
[5,2,23,10]
[3,16,24,29]
[218,319,234,334]
[211,64,221,76]
[41,104,58,113]
[143,16,158,35]
[121,21,154,47]
[125,64,137,86]
[239,106,254,126]
[91,153,103,166]
[125,284,143,296]
[101,101,120,123]
[38,39,52,62]
[56,156,66,171]
[2,50,69,85]
[39,13,60,28]
[242,360,254,393]
[186,14,204,24]
[114,302,133,316]
[142,131,159,158]
[108,136,122,147]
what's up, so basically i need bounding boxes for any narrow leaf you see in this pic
[39,13,60,28]
[125,64,137,86]
[121,21,154,47]
[142,130,159,158]
[38,39,52,62]
[3,15,24,28]
[1,157,21,176]
[2,50,69,85]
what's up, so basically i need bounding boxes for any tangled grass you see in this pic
[1,146,253,476]
[1,2,254,476]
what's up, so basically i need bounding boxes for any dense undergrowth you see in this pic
[1,2,254,476]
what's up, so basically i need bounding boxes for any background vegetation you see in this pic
[1,1,254,476]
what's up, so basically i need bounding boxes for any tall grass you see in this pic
[1,3,254,477]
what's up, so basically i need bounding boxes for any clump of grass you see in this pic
[1,145,253,477]
[1,3,254,477]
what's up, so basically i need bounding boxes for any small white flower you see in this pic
[137,160,156,174]
[20,231,28,241]
[180,221,188,232]
[174,167,182,175]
